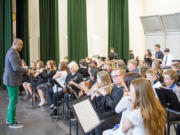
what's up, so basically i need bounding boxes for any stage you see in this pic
[0,89,83,135]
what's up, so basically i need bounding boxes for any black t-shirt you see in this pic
[155,51,164,63]
[78,67,89,78]
[108,53,118,60]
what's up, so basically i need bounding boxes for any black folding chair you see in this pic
[51,79,65,121]
[155,88,180,135]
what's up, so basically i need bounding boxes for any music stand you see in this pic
[26,74,39,109]
[51,79,65,122]
[70,96,103,134]
[155,88,180,135]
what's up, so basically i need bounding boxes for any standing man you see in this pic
[154,44,164,64]
[3,38,30,128]
[108,48,118,60]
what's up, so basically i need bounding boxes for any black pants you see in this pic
[177,124,180,135]
[46,87,64,107]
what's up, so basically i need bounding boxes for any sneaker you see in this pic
[6,120,20,124]
[50,109,57,117]
[9,124,23,128]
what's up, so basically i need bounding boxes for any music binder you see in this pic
[70,96,103,133]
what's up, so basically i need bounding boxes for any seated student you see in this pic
[47,62,69,116]
[36,60,56,106]
[138,64,150,78]
[127,59,139,73]
[103,78,166,135]
[22,61,37,99]
[172,62,180,86]
[78,59,89,79]
[162,48,173,68]
[110,72,141,135]
[91,69,126,135]
[146,68,162,98]
[152,61,163,83]
[116,59,126,71]
[26,60,45,101]
[104,61,113,75]
[64,61,83,110]
[163,69,180,102]
[72,68,99,97]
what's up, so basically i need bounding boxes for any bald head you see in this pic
[12,38,23,52]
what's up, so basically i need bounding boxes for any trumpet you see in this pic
[87,82,117,96]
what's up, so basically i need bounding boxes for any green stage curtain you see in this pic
[39,0,59,64]
[16,0,30,65]
[108,0,129,60]
[0,0,12,87]
[67,0,88,62]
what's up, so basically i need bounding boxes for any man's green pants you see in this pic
[6,86,19,125]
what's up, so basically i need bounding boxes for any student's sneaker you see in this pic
[9,124,23,128]
[6,120,20,124]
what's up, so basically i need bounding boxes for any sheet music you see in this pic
[73,99,101,133]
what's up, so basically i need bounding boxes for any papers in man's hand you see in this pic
[73,99,101,133]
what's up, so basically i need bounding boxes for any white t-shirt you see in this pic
[103,108,147,135]
[115,96,133,113]
[127,108,147,135]
[53,71,67,93]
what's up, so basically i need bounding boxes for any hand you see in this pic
[97,88,107,96]
[123,91,129,96]
[79,91,84,97]
[27,69,32,76]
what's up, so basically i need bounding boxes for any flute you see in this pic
[87,82,117,96]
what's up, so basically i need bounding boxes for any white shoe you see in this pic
[6,120,20,124]
[9,124,23,128]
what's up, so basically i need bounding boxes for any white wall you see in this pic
[129,0,180,60]
[143,0,180,16]
[128,0,145,60]
[59,0,68,61]
[143,0,180,59]
[28,0,40,62]
[86,0,108,57]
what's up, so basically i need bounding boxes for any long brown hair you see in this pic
[59,61,69,73]
[152,61,163,77]
[97,71,112,95]
[131,78,166,135]
[47,60,56,70]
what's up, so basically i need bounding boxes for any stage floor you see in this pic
[0,89,83,135]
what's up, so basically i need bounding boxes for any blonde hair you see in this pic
[97,71,112,95]
[163,69,178,82]
[146,68,157,76]
[69,61,79,72]
[128,59,137,66]
[131,78,166,135]
[111,68,126,76]
[139,64,150,78]
[36,60,44,69]
[172,62,180,70]
[116,59,126,70]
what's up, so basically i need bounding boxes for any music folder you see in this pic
[70,96,102,133]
